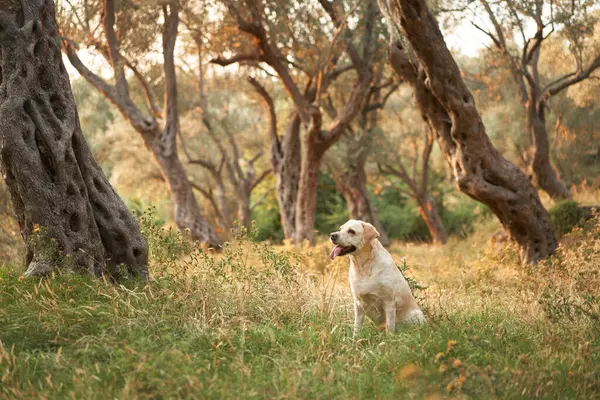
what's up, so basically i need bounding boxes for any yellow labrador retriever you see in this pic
[329,219,425,337]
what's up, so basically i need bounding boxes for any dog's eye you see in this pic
[347,229,355,235]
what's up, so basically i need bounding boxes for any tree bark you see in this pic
[294,141,323,244]
[237,193,252,231]
[275,115,301,241]
[153,144,220,246]
[381,0,557,263]
[526,101,571,199]
[0,0,148,279]
[415,193,448,245]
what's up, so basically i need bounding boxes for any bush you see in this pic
[251,194,284,243]
[314,173,348,236]
[251,172,483,244]
[252,173,348,242]
[373,186,482,242]
[549,200,582,236]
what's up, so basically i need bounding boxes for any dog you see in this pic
[329,219,425,337]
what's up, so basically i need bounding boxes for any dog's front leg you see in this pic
[353,299,365,338]
[384,301,396,334]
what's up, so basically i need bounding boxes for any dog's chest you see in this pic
[348,256,405,299]
[349,266,390,298]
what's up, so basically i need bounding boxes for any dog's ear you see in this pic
[362,222,380,243]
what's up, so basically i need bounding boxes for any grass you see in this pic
[1,212,600,399]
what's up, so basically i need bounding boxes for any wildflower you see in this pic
[447,339,457,352]
[435,352,445,363]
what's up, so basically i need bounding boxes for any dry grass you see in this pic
[0,192,599,399]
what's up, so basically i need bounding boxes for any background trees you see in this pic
[2,0,598,267]
[62,0,221,246]
[218,0,384,244]
[446,0,600,200]
[379,0,557,263]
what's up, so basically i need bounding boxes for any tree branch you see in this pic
[190,181,221,218]
[318,0,367,73]
[471,21,502,49]
[247,77,282,163]
[248,150,263,166]
[160,3,180,157]
[224,1,312,125]
[63,41,116,100]
[377,162,418,194]
[126,60,162,118]
[250,188,274,211]
[365,83,400,111]
[210,52,261,66]
[102,0,128,96]
[542,53,600,100]
[250,168,272,192]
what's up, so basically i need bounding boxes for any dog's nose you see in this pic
[330,233,338,241]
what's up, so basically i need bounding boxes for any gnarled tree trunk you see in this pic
[275,116,301,240]
[294,143,323,244]
[415,193,448,245]
[471,0,600,201]
[0,0,148,279]
[248,76,301,241]
[526,101,571,199]
[153,145,220,246]
[380,0,557,263]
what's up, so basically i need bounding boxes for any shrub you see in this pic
[252,173,348,242]
[251,194,284,242]
[549,200,582,236]
[374,187,482,242]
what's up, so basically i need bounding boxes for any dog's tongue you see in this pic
[329,245,344,260]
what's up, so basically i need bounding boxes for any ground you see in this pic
[0,205,599,399]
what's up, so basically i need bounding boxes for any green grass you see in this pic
[1,270,599,399]
[1,214,600,399]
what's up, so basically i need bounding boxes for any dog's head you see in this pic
[329,219,380,260]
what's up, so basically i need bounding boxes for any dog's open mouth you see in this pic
[329,245,356,260]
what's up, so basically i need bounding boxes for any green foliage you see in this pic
[251,192,284,242]
[252,174,484,244]
[27,226,76,272]
[439,199,488,238]
[377,198,431,241]
[71,78,115,141]
[1,215,600,398]
[549,200,582,236]
[314,173,348,236]
[252,173,348,242]
[139,207,191,275]
[397,257,427,292]
[373,187,483,242]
